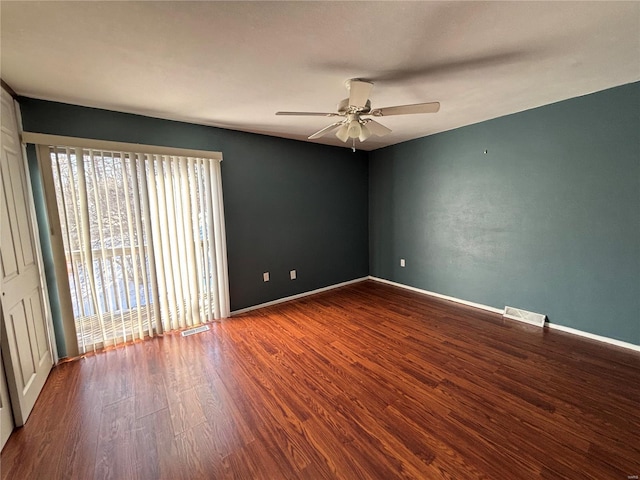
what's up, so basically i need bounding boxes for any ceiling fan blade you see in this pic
[348,79,374,108]
[364,119,392,137]
[335,124,350,142]
[308,122,344,139]
[373,102,440,116]
[276,111,340,117]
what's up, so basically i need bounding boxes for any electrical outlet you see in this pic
[400,259,406,267]
[290,269,296,280]
[263,272,269,282]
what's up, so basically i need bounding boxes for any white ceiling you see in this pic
[2,1,639,151]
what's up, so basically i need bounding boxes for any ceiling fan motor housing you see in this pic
[338,98,372,115]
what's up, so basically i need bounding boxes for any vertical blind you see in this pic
[42,143,228,353]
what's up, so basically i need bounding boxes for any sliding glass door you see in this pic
[38,142,228,353]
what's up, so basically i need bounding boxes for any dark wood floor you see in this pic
[2,281,639,479]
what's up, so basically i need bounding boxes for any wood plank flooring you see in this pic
[2,280,639,479]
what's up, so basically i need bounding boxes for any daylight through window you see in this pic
[46,145,228,353]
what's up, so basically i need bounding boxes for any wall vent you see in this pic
[503,306,546,327]
[181,325,210,337]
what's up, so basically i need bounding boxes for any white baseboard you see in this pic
[230,277,369,315]
[368,276,640,353]
[546,323,640,353]
[368,276,504,314]
[230,275,640,353]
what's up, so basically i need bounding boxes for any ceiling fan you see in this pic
[276,79,440,147]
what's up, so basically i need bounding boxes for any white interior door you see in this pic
[0,87,54,426]
[0,342,15,449]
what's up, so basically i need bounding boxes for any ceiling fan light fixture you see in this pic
[335,123,350,142]
[358,124,371,142]
[347,120,362,139]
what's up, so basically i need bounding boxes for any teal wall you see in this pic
[370,82,640,345]
[19,98,369,323]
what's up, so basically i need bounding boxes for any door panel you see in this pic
[10,297,39,390]
[1,140,35,270]
[29,289,50,362]
[0,87,53,427]
[0,188,18,278]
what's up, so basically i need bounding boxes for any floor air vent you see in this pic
[503,306,546,327]
[181,325,210,337]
